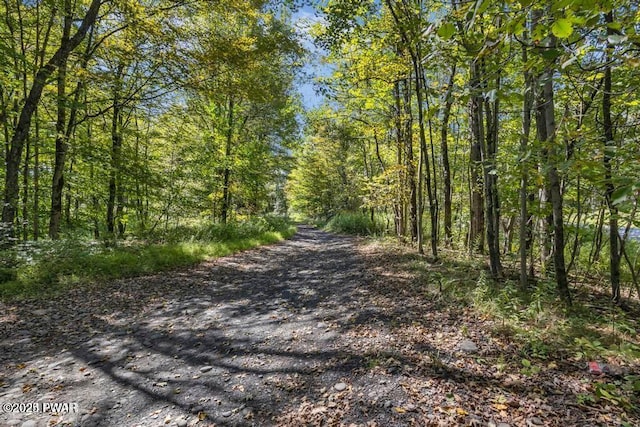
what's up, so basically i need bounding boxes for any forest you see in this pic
[0,0,639,424]
[0,0,304,289]
[288,0,640,306]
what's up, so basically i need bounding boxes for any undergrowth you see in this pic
[0,216,296,301]
[325,211,387,236]
[385,242,640,411]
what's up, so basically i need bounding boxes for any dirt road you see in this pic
[1,226,392,426]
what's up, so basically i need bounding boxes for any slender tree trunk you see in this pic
[537,53,571,304]
[534,69,551,273]
[107,64,125,236]
[32,1,54,242]
[502,216,516,254]
[144,137,150,227]
[475,59,502,278]
[134,115,145,232]
[90,163,100,239]
[393,81,405,238]
[49,0,73,239]
[22,133,29,241]
[415,70,425,255]
[520,41,534,288]
[485,62,502,277]
[469,66,485,253]
[418,60,438,259]
[64,158,74,225]
[441,65,456,247]
[387,0,438,257]
[603,11,621,303]
[221,97,234,224]
[620,199,638,297]
[567,175,583,273]
[402,79,418,242]
[33,109,40,241]
[589,204,606,266]
[385,5,421,245]
[116,181,125,235]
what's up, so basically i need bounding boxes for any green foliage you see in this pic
[437,23,457,40]
[577,375,640,412]
[325,212,384,236]
[154,215,294,243]
[468,273,640,365]
[0,0,302,246]
[520,358,541,376]
[0,217,295,301]
[574,337,608,360]
[592,381,634,409]
[287,110,364,219]
[0,267,17,283]
[551,18,574,38]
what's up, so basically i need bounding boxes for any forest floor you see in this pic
[0,226,638,427]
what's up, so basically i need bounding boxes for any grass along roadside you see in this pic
[0,222,296,301]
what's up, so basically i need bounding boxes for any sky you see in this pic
[292,4,329,110]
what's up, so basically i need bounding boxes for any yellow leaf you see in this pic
[456,407,468,415]
[198,412,207,421]
[493,403,508,410]
[393,407,406,413]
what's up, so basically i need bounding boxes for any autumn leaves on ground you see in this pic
[1,226,639,427]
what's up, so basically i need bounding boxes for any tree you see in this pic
[2,0,103,244]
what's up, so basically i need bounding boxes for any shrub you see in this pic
[325,212,384,236]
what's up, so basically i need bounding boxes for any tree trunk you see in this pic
[64,158,75,226]
[414,65,425,255]
[402,79,418,242]
[483,66,502,279]
[393,81,405,238]
[473,59,501,278]
[49,0,73,239]
[603,11,621,303]
[441,65,456,247]
[537,58,571,304]
[469,67,485,253]
[107,63,125,236]
[417,60,438,259]
[519,41,534,288]
[134,115,145,232]
[22,133,30,241]
[221,97,234,224]
[589,204,606,266]
[33,109,40,241]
